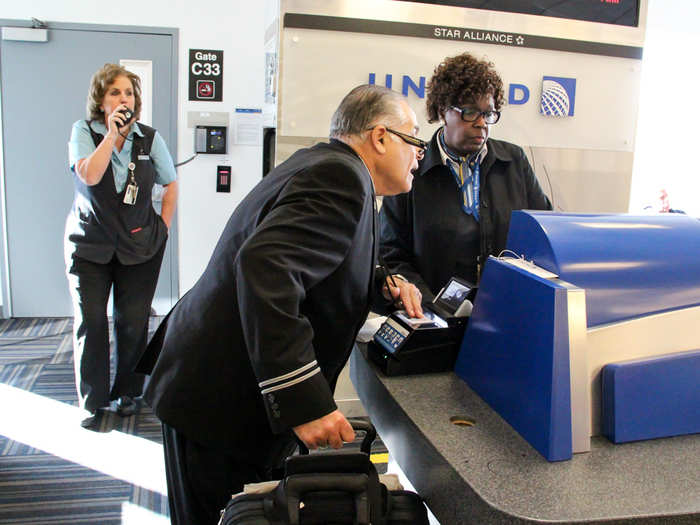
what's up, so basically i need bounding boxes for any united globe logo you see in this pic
[541,81,569,115]
[540,76,576,117]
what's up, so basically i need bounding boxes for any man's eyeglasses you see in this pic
[451,106,501,125]
[368,126,428,151]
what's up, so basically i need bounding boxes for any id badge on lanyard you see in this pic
[123,161,139,205]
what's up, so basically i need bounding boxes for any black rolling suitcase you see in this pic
[218,419,429,525]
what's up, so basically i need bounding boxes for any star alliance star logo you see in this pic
[516,35,524,45]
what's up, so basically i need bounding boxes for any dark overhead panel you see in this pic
[397,0,640,27]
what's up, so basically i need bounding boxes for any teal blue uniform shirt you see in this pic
[68,120,176,192]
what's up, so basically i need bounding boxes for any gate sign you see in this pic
[189,49,223,101]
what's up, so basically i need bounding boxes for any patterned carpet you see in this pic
[0,317,387,525]
[0,317,169,525]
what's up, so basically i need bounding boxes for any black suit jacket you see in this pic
[140,139,385,451]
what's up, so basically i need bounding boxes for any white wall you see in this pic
[2,1,266,293]
[276,0,648,213]
[629,0,700,217]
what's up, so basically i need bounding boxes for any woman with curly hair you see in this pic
[379,52,551,299]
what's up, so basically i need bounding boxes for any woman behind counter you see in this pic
[66,63,178,428]
[379,52,552,300]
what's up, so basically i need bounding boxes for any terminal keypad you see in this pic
[375,323,406,352]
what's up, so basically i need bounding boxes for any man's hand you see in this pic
[292,410,355,450]
[385,276,423,318]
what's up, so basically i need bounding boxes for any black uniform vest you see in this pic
[64,121,167,265]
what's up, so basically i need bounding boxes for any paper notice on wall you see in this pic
[234,108,263,145]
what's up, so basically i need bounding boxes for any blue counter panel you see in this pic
[602,349,700,443]
[505,211,700,327]
[454,259,572,461]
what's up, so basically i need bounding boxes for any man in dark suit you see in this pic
[138,84,426,525]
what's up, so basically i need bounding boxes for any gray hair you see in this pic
[329,85,407,139]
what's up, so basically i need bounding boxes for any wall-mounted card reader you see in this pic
[217,165,231,193]
[195,125,227,154]
[368,276,476,376]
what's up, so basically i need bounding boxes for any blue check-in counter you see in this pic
[350,212,699,523]
[455,212,700,460]
[350,344,700,523]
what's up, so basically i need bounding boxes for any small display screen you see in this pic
[436,279,471,314]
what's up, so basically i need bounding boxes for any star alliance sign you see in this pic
[433,26,525,46]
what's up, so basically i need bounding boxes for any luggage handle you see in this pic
[281,473,371,525]
[298,417,377,455]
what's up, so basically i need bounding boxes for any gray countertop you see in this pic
[350,345,700,524]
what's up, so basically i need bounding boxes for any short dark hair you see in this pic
[86,63,142,121]
[329,84,406,139]
[426,53,504,123]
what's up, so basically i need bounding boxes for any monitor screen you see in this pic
[435,278,471,314]
[396,0,640,27]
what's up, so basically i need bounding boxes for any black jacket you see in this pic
[139,140,386,451]
[380,129,551,299]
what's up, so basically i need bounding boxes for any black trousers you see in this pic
[66,243,165,413]
[162,423,297,525]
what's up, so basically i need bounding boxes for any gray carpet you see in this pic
[0,317,388,524]
[0,317,168,524]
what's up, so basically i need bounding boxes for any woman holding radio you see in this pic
[65,63,178,428]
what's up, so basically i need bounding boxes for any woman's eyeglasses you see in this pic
[451,106,501,124]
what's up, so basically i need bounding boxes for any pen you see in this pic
[386,268,398,289]
[378,255,398,289]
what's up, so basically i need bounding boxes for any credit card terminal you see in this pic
[369,277,475,376]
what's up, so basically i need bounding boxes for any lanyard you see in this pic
[439,129,481,221]
[445,151,481,222]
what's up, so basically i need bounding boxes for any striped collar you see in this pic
[437,127,488,169]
